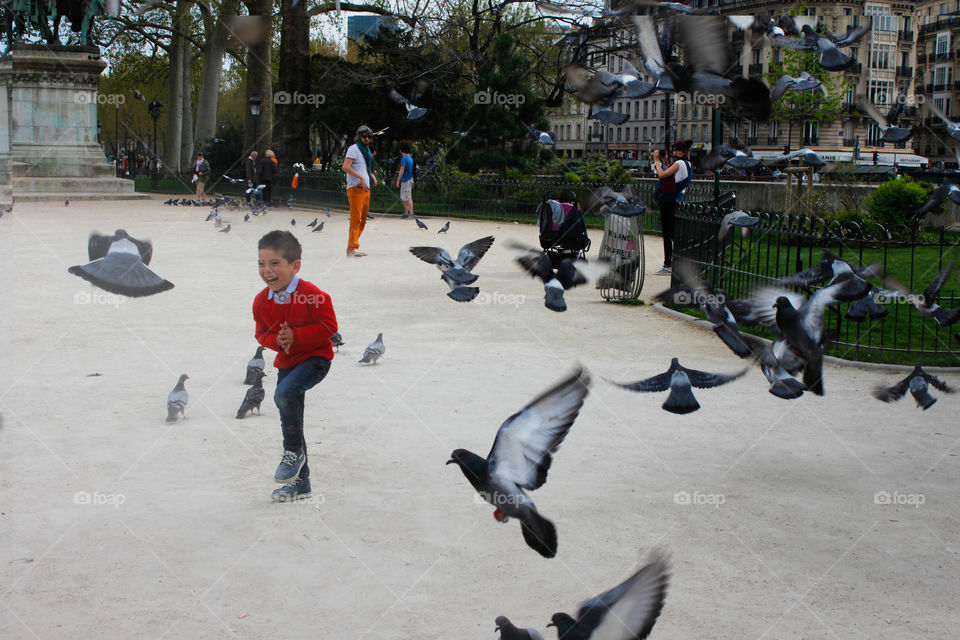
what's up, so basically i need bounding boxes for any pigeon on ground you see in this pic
[359,333,385,364]
[64,200,70,206]
[163,198,174,205]
[68,229,174,297]
[214,215,223,227]
[509,241,619,312]
[243,213,250,222]
[886,262,960,327]
[331,332,344,350]
[389,88,428,121]
[325,208,332,217]
[166,374,189,422]
[609,358,748,414]
[914,182,960,218]
[873,364,953,410]
[236,371,267,418]
[290,218,296,226]
[307,218,318,228]
[244,346,265,384]
[416,218,428,230]
[547,550,670,639]
[312,222,324,232]
[410,236,495,302]
[447,367,591,558]
[438,221,450,234]
[717,210,760,241]
[219,224,231,233]
[495,616,544,640]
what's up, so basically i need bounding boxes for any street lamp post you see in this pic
[248,95,262,151]
[148,100,163,189]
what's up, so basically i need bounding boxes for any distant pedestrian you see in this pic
[260,149,278,204]
[396,140,415,219]
[245,150,259,203]
[341,125,378,257]
[194,151,211,198]
[653,139,693,275]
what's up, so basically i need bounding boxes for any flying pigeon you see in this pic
[509,241,619,312]
[389,88,428,121]
[495,616,544,640]
[416,218,428,230]
[166,374,189,422]
[307,218,318,228]
[608,358,748,414]
[860,86,913,143]
[244,346,265,384]
[778,249,880,290]
[702,145,761,172]
[766,148,826,168]
[521,128,557,153]
[410,236,495,302]
[438,221,450,234]
[873,364,953,410]
[68,229,174,297]
[547,550,670,639]
[446,367,591,558]
[219,224,231,233]
[886,262,960,327]
[595,186,646,216]
[331,332,344,351]
[928,99,960,141]
[672,260,752,358]
[717,210,760,241]
[236,371,267,418]
[845,285,891,323]
[770,71,823,103]
[588,106,629,125]
[773,23,869,71]
[359,333,385,364]
[742,335,808,400]
[312,222,324,232]
[914,182,960,217]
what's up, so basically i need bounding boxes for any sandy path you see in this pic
[1,198,957,639]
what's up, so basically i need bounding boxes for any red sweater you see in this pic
[253,279,338,369]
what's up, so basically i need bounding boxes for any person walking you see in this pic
[341,125,378,257]
[652,139,694,275]
[194,151,211,198]
[260,149,278,205]
[395,140,415,219]
[245,150,259,204]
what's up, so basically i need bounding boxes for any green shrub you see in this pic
[862,175,940,229]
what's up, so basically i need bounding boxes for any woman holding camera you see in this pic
[653,139,693,275]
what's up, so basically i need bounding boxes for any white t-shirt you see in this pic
[672,159,689,183]
[345,144,369,189]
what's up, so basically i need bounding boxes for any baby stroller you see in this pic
[536,191,591,268]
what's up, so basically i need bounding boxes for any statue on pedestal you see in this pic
[3,0,105,52]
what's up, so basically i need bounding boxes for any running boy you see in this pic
[253,230,338,502]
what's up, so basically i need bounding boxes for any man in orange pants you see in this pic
[341,125,378,257]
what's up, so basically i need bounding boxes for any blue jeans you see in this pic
[275,356,331,479]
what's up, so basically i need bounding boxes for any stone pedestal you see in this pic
[0,44,147,201]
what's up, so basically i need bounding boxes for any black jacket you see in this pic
[259,157,277,182]
[245,155,258,183]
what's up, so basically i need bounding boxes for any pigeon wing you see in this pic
[456,236,495,272]
[608,368,673,393]
[68,253,174,297]
[922,262,954,306]
[680,364,750,389]
[873,375,910,402]
[729,288,804,331]
[633,15,666,79]
[487,367,591,491]
[780,256,834,287]
[410,246,456,270]
[574,551,671,640]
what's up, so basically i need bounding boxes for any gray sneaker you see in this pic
[274,449,306,483]
[272,476,311,502]
[655,266,672,275]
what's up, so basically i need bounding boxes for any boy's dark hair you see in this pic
[258,230,302,262]
[398,140,412,154]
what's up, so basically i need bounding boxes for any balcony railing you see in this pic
[899,30,914,42]
[842,138,857,146]
[896,66,913,77]
[766,136,778,144]
[932,50,955,61]
[920,16,960,36]
[933,83,951,92]
[845,62,863,74]
[748,63,763,76]
[746,136,758,145]
[802,137,819,146]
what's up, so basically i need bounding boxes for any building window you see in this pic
[869,80,893,105]
[936,32,950,55]
[691,124,697,140]
[681,124,687,139]
[652,101,657,117]
[865,5,893,32]
[867,123,882,146]
[625,127,630,142]
[769,121,779,141]
[634,126,639,141]
[576,124,581,140]
[935,96,952,116]
[869,44,892,69]
[802,121,819,145]
[643,101,649,119]
[634,101,640,119]
[566,124,571,140]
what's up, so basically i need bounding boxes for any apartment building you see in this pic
[548,0,933,168]
[916,1,960,164]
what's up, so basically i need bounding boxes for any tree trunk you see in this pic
[180,51,194,170]
[274,0,312,164]
[244,0,273,154]
[163,0,189,173]
[195,0,240,154]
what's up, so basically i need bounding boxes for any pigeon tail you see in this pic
[544,282,567,312]
[803,356,825,396]
[520,511,558,559]
[662,383,701,414]
[713,324,752,358]
[166,402,185,422]
[931,306,960,327]
[443,267,479,285]
[767,377,806,399]
[447,286,480,302]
